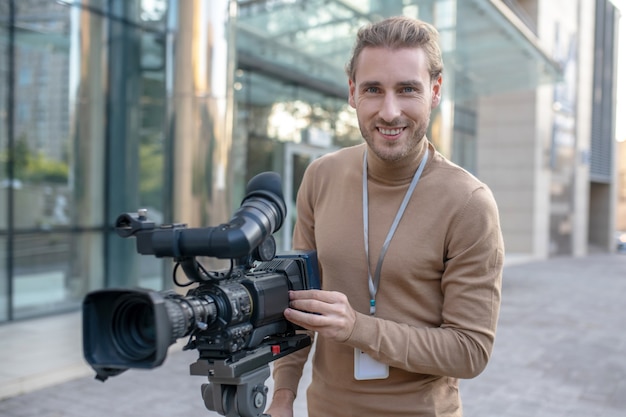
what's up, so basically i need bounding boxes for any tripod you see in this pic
[200,364,271,417]
[190,334,310,417]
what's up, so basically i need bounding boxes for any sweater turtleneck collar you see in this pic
[364,138,431,185]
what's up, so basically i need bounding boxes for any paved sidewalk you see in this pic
[0,253,625,416]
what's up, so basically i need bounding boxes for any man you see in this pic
[266,16,504,417]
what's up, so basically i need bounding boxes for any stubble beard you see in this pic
[361,116,430,163]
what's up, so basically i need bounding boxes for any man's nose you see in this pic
[378,93,402,122]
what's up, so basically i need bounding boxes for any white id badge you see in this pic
[354,348,389,380]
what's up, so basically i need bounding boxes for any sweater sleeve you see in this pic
[270,333,314,397]
[345,186,504,379]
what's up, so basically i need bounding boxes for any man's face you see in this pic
[349,47,442,162]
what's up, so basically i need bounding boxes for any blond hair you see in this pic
[345,16,444,82]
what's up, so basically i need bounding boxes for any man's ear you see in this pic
[348,79,356,108]
[431,75,442,108]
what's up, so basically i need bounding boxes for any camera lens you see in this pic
[111,295,156,361]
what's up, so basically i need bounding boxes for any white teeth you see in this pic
[379,128,402,135]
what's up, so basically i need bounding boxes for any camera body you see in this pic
[81,172,320,406]
[83,249,319,381]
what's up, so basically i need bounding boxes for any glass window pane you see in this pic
[0,3,7,186]
[105,18,166,291]
[12,1,71,229]
[0,236,7,322]
[12,231,104,320]
[0,1,9,322]
[11,1,170,297]
[138,32,166,215]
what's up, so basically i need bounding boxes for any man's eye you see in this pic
[365,87,379,93]
[401,86,416,93]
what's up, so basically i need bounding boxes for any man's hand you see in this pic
[284,290,356,342]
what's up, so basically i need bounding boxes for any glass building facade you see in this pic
[2,0,617,322]
[1,0,170,321]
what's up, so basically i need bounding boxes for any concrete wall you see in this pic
[572,0,596,255]
[476,0,608,258]
[477,89,549,257]
[617,140,626,231]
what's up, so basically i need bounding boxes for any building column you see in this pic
[166,0,237,242]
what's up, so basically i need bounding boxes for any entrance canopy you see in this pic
[236,0,562,103]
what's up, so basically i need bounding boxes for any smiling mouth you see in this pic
[378,127,404,136]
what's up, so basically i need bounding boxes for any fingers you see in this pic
[287,290,345,316]
[288,289,342,303]
[284,290,356,342]
[284,306,327,327]
[284,306,340,339]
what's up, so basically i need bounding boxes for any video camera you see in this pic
[82,172,320,417]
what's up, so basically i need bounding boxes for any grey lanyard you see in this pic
[362,148,429,315]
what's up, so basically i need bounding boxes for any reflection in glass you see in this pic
[12,232,81,319]
[11,1,71,229]
[0,236,7,322]
[0,0,169,321]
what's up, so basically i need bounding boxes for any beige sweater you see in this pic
[273,140,504,416]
